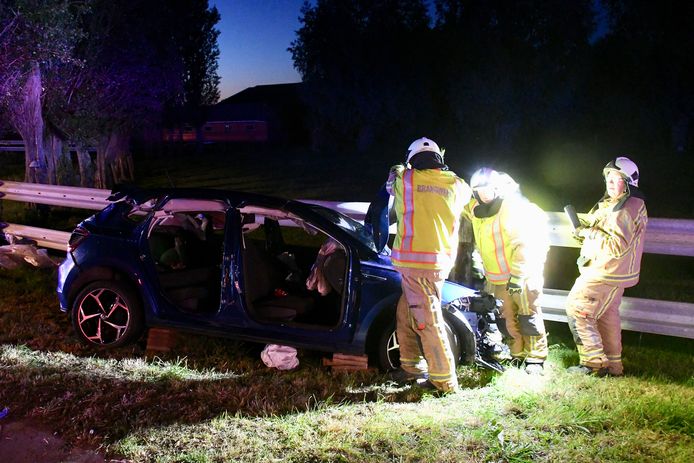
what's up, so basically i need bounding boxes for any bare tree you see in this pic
[6,62,46,183]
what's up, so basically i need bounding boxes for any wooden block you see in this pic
[146,327,179,356]
[323,353,370,371]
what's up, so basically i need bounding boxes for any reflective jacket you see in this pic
[464,194,549,286]
[578,195,647,287]
[386,165,471,272]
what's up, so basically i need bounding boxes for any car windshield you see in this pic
[308,205,376,252]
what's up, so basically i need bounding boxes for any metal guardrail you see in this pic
[0,140,94,152]
[0,180,111,210]
[2,179,693,339]
[0,140,26,152]
[548,212,694,257]
[3,181,692,255]
[1,223,71,250]
[542,289,693,339]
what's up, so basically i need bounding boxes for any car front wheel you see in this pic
[376,316,466,372]
[71,280,144,348]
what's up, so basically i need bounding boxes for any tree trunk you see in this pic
[43,131,62,185]
[8,62,46,184]
[96,134,113,189]
[75,146,94,187]
[96,130,133,189]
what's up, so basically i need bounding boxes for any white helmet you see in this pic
[470,168,518,200]
[406,137,442,164]
[470,167,500,190]
[603,156,639,187]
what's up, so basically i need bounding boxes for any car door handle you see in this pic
[362,272,387,281]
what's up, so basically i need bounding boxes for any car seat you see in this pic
[322,250,346,294]
[242,239,314,321]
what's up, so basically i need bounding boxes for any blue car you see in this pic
[57,187,503,370]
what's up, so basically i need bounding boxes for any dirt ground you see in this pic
[0,419,122,463]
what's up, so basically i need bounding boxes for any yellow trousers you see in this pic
[396,267,458,392]
[493,280,548,363]
[565,276,624,375]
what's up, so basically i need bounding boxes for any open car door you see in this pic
[363,183,392,254]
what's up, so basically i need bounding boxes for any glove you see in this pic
[576,255,591,267]
[507,275,523,295]
[573,225,589,243]
[389,164,406,175]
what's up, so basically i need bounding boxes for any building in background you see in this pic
[163,83,308,146]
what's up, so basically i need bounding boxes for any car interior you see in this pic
[146,200,227,313]
[144,200,348,327]
[238,205,347,328]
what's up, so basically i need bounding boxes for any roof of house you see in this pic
[217,83,303,106]
[208,83,305,122]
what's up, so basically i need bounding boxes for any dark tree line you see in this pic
[290,0,693,163]
[0,0,220,187]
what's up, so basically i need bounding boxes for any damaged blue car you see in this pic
[57,187,504,370]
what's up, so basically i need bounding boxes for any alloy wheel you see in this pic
[77,288,131,345]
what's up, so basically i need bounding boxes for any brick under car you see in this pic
[57,187,505,371]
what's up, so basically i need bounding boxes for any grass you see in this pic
[2,145,693,461]
[134,145,390,201]
[0,266,692,462]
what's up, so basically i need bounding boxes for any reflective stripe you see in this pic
[492,215,510,276]
[579,345,605,365]
[402,170,415,250]
[485,270,511,284]
[583,270,640,283]
[392,249,453,266]
[401,358,421,366]
[582,348,604,356]
[628,234,639,273]
[595,285,620,319]
[628,220,645,273]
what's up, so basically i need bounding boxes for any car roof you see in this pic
[111,186,362,227]
[109,186,378,256]
[111,186,290,209]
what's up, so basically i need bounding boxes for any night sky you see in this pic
[211,0,305,98]
[211,1,609,99]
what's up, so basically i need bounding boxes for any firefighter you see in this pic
[464,168,550,374]
[566,157,647,376]
[387,137,472,393]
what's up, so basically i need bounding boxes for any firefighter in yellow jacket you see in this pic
[566,157,647,376]
[386,137,471,393]
[464,168,550,374]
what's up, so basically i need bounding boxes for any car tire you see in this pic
[71,280,144,348]
[376,314,471,372]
